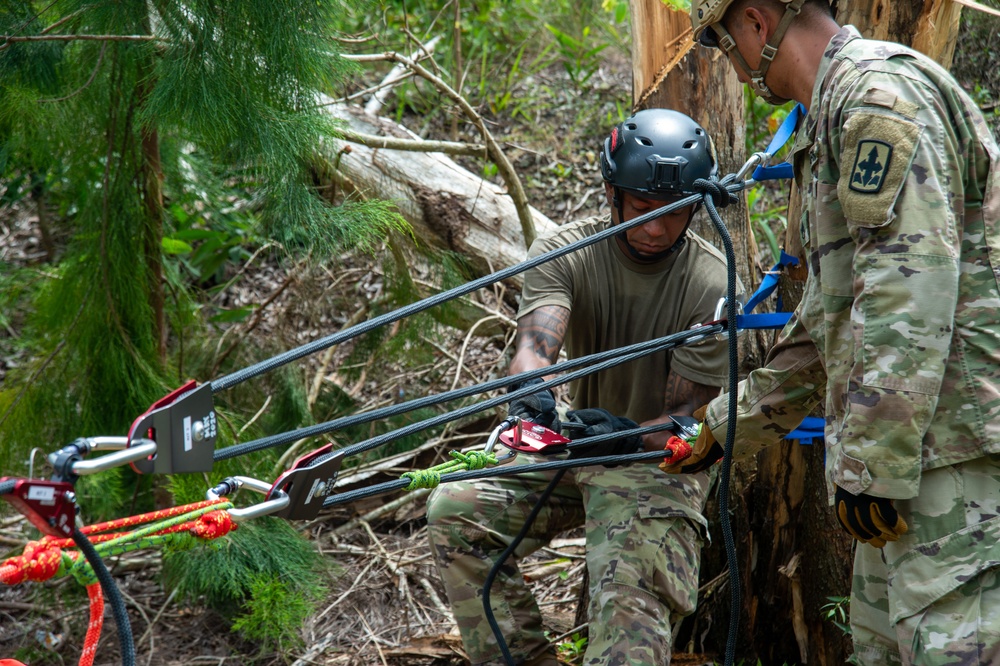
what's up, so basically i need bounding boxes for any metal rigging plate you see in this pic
[268,444,344,520]
[128,381,217,475]
[1,478,76,538]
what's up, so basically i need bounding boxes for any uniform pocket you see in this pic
[611,509,702,617]
[858,253,956,394]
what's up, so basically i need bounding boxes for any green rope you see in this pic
[401,450,499,490]
[69,502,233,586]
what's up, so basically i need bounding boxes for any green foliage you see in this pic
[545,23,610,88]
[746,186,788,265]
[0,1,406,480]
[821,595,852,637]
[660,0,692,12]
[334,0,629,125]
[230,574,313,652]
[162,517,329,631]
[555,631,588,663]
[953,0,1000,135]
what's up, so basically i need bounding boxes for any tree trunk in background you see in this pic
[835,0,963,65]
[629,2,815,662]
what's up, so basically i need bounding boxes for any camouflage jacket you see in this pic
[706,26,1000,500]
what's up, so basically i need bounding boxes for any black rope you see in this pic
[209,194,702,393]
[72,528,136,666]
[694,176,742,666]
[327,328,717,465]
[0,478,14,495]
[322,449,670,509]
[214,324,721,462]
[484,470,567,666]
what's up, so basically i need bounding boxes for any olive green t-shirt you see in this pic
[518,215,734,423]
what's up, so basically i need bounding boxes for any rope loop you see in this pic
[693,178,738,208]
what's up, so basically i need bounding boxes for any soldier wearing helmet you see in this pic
[427,109,737,666]
[664,1,1000,664]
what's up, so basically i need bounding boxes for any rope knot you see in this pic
[451,450,498,470]
[693,178,738,208]
[401,470,442,491]
[1,541,63,585]
[191,510,237,539]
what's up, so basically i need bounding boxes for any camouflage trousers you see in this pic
[850,454,1000,666]
[426,456,711,666]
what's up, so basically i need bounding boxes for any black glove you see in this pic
[834,485,909,548]
[507,377,558,430]
[562,408,642,462]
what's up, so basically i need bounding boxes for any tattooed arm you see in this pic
[640,371,720,452]
[509,305,571,377]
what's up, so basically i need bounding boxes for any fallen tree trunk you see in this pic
[314,100,558,280]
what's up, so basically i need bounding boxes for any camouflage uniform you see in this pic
[426,460,710,665]
[702,27,1000,665]
[428,219,733,665]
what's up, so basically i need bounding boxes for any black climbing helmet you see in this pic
[600,109,718,198]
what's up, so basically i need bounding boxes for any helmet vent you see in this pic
[683,140,697,149]
[626,123,638,130]
[637,137,653,146]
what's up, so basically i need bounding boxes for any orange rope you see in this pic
[0,540,68,585]
[78,583,103,666]
[71,498,228,537]
[1,500,235,587]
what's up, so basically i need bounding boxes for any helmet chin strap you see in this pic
[711,0,804,105]
[612,187,692,263]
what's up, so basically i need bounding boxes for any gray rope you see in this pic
[214,324,721,461]
[210,193,702,393]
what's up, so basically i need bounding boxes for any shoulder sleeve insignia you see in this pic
[838,111,922,228]
[849,140,893,193]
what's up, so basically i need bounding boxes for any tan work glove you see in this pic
[659,405,724,474]
[834,486,908,548]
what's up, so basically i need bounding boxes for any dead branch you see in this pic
[338,127,485,156]
[365,35,442,116]
[341,51,536,248]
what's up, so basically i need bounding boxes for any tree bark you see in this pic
[314,100,557,280]
[835,0,963,65]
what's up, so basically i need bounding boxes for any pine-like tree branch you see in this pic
[2,34,161,43]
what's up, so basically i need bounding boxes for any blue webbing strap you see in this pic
[735,250,799,330]
[751,103,806,182]
[732,251,823,443]
[786,416,825,444]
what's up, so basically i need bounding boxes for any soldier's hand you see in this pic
[507,377,559,430]
[834,486,908,548]
[659,405,723,474]
[563,408,642,463]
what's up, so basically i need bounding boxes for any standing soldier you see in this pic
[427,109,736,665]
[663,1,1000,664]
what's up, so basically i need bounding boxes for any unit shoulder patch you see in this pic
[838,111,922,228]
[849,140,893,194]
